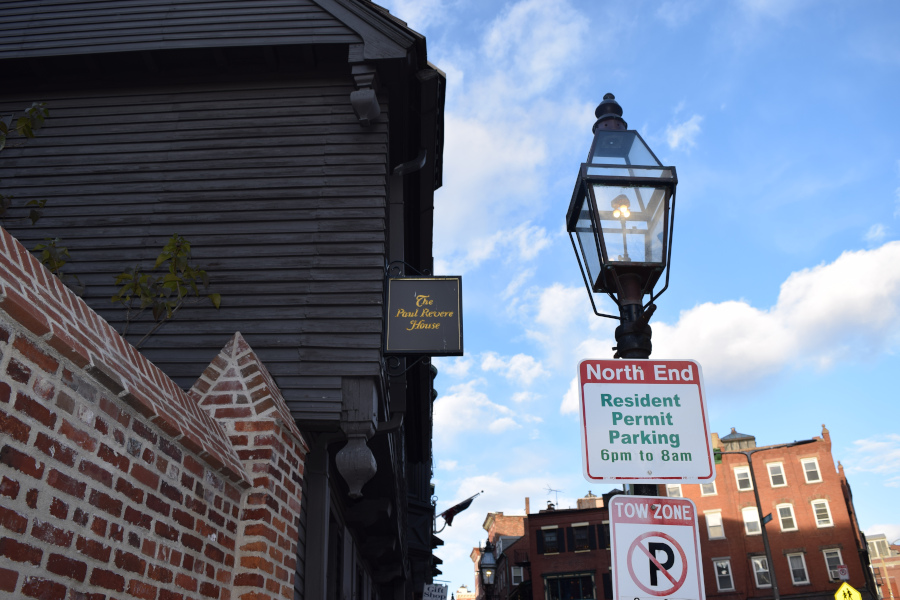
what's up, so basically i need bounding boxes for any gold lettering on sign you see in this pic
[407,320,441,331]
[395,308,419,318]
[416,295,434,307]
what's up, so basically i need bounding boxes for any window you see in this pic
[823,549,843,580]
[735,466,753,490]
[700,482,717,496]
[767,462,787,487]
[542,527,560,553]
[787,553,810,585]
[812,500,833,527]
[777,504,797,531]
[511,566,524,586]
[713,559,735,592]
[869,539,891,558]
[601,522,610,550]
[543,573,595,600]
[751,556,771,588]
[706,512,725,540]
[573,525,590,551]
[666,484,683,498]
[742,507,761,535]
[802,458,822,483]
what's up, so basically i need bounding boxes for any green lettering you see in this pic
[601,394,613,407]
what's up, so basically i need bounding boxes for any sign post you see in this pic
[578,359,715,483]
[610,495,705,600]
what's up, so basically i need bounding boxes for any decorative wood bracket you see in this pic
[350,63,381,127]
[335,377,378,498]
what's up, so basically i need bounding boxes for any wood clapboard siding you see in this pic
[1,0,360,59]
[0,76,390,423]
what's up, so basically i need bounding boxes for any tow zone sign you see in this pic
[610,496,705,600]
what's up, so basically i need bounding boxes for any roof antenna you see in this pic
[544,484,562,507]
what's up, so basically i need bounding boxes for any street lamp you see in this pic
[566,93,678,359]
[479,539,497,599]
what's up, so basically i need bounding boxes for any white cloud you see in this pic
[666,115,703,150]
[438,460,459,471]
[866,524,900,544]
[432,380,541,444]
[738,0,810,20]
[481,352,548,386]
[843,434,900,487]
[511,391,538,403]
[380,0,445,32]
[865,224,888,244]
[561,376,579,415]
[435,356,473,379]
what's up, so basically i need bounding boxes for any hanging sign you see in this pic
[579,359,714,483]
[385,277,462,356]
[423,583,448,600]
[610,495,705,600]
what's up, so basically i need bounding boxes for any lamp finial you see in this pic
[594,93,627,132]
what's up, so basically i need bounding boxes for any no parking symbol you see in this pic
[610,496,706,600]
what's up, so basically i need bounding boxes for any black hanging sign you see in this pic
[385,277,463,356]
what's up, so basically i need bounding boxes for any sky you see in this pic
[378,0,900,592]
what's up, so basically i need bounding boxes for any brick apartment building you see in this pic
[471,426,876,600]
[866,534,899,599]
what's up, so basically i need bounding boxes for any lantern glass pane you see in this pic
[589,130,661,167]
[591,183,668,265]
[570,188,604,288]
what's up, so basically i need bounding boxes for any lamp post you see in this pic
[566,93,678,359]
[479,539,497,600]
[722,439,817,600]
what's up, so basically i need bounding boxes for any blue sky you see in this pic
[379,0,900,591]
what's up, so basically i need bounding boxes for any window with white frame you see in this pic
[777,504,797,531]
[735,466,753,491]
[742,507,761,535]
[706,512,725,540]
[666,484,683,498]
[801,458,822,483]
[767,462,787,487]
[812,500,833,527]
[511,566,524,586]
[787,553,810,585]
[823,549,843,580]
[751,556,771,588]
[701,482,717,496]
[713,559,735,592]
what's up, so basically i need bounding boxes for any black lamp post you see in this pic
[479,539,497,600]
[566,93,678,359]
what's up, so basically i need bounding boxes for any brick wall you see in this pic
[0,226,308,600]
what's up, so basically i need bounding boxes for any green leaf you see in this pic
[208,293,221,309]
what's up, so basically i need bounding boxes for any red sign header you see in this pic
[610,496,695,526]
[580,360,699,385]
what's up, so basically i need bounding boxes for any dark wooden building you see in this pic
[0,0,445,597]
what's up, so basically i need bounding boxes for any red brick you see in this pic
[181,532,203,552]
[21,576,66,600]
[0,476,19,499]
[148,564,174,584]
[242,508,272,523]
[132,419,158,443]
[0,566,17,592]
[89,568,124,592]
[184,454,205,477]
[46,327,90,368]
[115,477,144,503]
[30,519,74,547]
[131,463,160,490]
[98,396,128,427]
[205,543,225,564]
[46,553,88,582]
[160,480,183,504]
[234,573,266,588]
[47,469,85,499]
[0,410,30,443]
[0,288,51,337]
[55,391,75,415]
[14,392,56,428]
[128,580,157,600]
[97,444,130,473]
[72,508,89,527]
[154,521,178,541]
[158,437,182,462]
[109,522,124,542]
[0,506,27,533]
[175,573,197,592]
[75,536,110,562]
[6,359,32,384]
[34,433,76,467]
[146,493,170,517]
[0,445,45,480]
[124,506,152,530]
[114,549,146,575]
[88,489,122,517]
[159,590,185,600]
[141,538,156,558]
[90,516,107,537]
[0,382,10,404]
[13,336,60,374]
[78,460,113,488]
[58,419,97,452]
[49,497,68,520]
[172,507,195,529]
[0,537,43,565]
[199,581,220,598]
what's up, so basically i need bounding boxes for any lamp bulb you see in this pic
[613,209,621,218]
